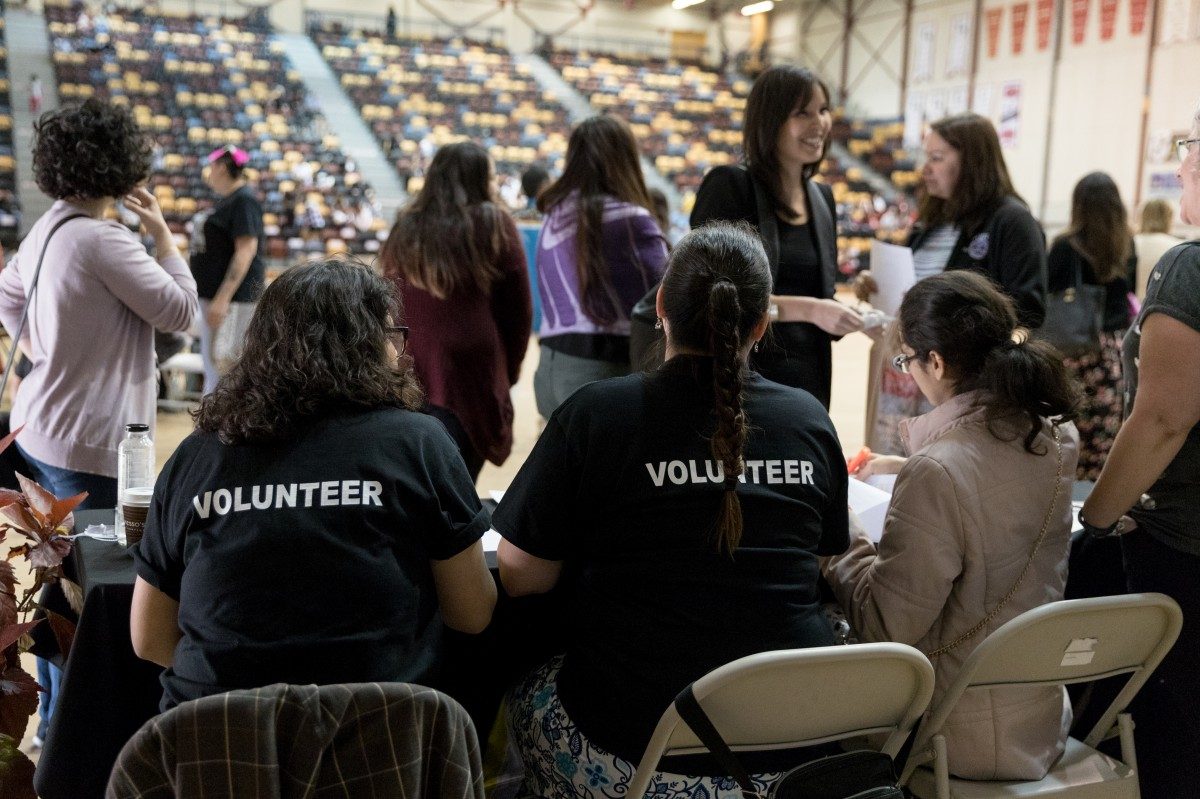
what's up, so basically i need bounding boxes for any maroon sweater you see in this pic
[395,215,532,465]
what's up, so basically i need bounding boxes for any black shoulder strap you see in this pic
[673,684,760,799]
[738,164,780,282]
[0,214,89,401]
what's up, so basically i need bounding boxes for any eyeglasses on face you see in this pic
[387,325,409,355]
[1177,138,1200,162]
[891,353,918,374]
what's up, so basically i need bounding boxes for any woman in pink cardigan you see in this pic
[824,271,1080,781]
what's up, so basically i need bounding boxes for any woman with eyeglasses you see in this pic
[380,141,532,481]
[130,259,497,709]
[1079,121,1200,798]
[1045,172,1137,480]
[190,144,265,394]
[857,113,1047,456]
[824,270,1079,781]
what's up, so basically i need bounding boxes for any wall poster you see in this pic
[972,82,995,117]
[1130,0,1149,34]
[1037,0,1055,49]
[914,22,937,81]
[1071,0,1091,44]
[998,80,1022,148]
[986,7,1005,57]
[1099,0,1119,39]
[947,14,972,76]
[1160,0,1194,43]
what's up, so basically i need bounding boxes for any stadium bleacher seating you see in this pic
[44,0,386,260]
[0,3,21,248]
[314,24,572,195]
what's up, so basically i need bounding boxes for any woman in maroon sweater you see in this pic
[380,142,532,480]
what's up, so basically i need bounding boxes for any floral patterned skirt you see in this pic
[1065,330,1125,482]
[509,656,782,799]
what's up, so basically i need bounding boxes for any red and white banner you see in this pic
[1036,0,1054,49]
[1011,2,1030,54]
[986,7,1005,57]
[1130,0,1149,34]
[1100,0,1119,39]
[1071,0,1090,44]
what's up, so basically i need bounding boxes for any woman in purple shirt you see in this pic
[533,115,669,418]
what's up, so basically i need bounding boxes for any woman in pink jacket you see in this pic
[824,270,1080,781]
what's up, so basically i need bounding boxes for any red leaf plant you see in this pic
[0,425,87,793]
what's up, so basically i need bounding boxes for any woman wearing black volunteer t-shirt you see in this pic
[131,260,496,710]
[189,145,265,394]
[494,223,850,799]
[690,65,863,408]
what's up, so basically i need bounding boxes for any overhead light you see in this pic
[741,0,774,14]
[672,0,706,8]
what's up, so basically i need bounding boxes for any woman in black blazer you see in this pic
[690,65,862,408]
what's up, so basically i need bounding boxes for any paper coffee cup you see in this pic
[122,487,154,546]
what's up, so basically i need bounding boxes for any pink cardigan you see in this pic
[0,201,198,477]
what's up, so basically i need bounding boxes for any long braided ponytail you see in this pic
[661,222,772,557]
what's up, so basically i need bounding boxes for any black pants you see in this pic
[1120,530,1200,798]
[426,405,484,482]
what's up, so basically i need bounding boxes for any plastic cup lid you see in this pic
[122,487,154,506]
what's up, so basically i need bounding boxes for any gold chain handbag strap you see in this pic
[925,425,1063,659]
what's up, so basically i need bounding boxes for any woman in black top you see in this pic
[1046,172,1136,480]
[690,65,862,408]
[495,223,849,798]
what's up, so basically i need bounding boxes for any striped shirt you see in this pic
[913,224,960,281]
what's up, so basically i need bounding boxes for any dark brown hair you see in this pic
[538,115,656,324]
[919,113,1023,235]
[1056,171,1131,283]
[898,270,1078,453]
[380,141,512,298]
[33,98,152,200]
[194,258,423,443]
[743,65,831,221]
[661,223,773,556]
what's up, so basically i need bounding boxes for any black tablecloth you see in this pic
[34,509,164,799]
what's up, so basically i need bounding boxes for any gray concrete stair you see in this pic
[6,7,59,236]
[275,32,407,221]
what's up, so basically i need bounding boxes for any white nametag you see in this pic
[1061,637,1099,667]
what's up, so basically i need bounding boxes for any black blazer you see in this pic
[690,164,838,301]
[909,195,1047,328]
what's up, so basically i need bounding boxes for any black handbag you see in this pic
[674,685,904,799]
[0,214,88,489]
[1035,256,1105,358]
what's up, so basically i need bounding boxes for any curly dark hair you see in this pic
[194,258,424,444]
[32,98,154,200]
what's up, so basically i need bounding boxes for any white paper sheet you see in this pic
[869,241,917,316]
[848,478,893,544]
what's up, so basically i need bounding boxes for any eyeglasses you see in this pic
[387,325,409,355]
[891,353,918,374]
[1176,138,1200,162]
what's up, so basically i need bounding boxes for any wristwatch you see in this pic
[768,303,780,322]
[1077,508,1125,538]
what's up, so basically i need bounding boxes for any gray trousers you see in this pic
[533,345,629,419]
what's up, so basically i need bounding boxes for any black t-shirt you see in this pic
[492,355,850,761]
[1124,242,1200,555]
[134,408,489,710]
[189,185,266,302]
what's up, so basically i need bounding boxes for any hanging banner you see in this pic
[1037,0,1055,49]
[948,14,972,76]
[1012,2,1030,53]
[1160,0,1192,42]
[914,22,937,81]
[986,7,1005,57]
[1130,0,1149,33]
[1071,0,1090,44]
[998,80,1022,149]
[1100,0,1119,39]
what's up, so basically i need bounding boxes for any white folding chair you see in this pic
[900,593,1182,799]
[626,643,936,799]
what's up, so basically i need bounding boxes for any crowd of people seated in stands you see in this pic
[43,0,383,259]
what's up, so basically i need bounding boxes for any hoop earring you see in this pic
[654,317,663,330]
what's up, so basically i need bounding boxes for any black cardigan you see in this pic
[909,195,1048,328]
[689,164,838,301]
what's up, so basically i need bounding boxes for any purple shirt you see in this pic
[536,195,668,339]
[0,201,199,476]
